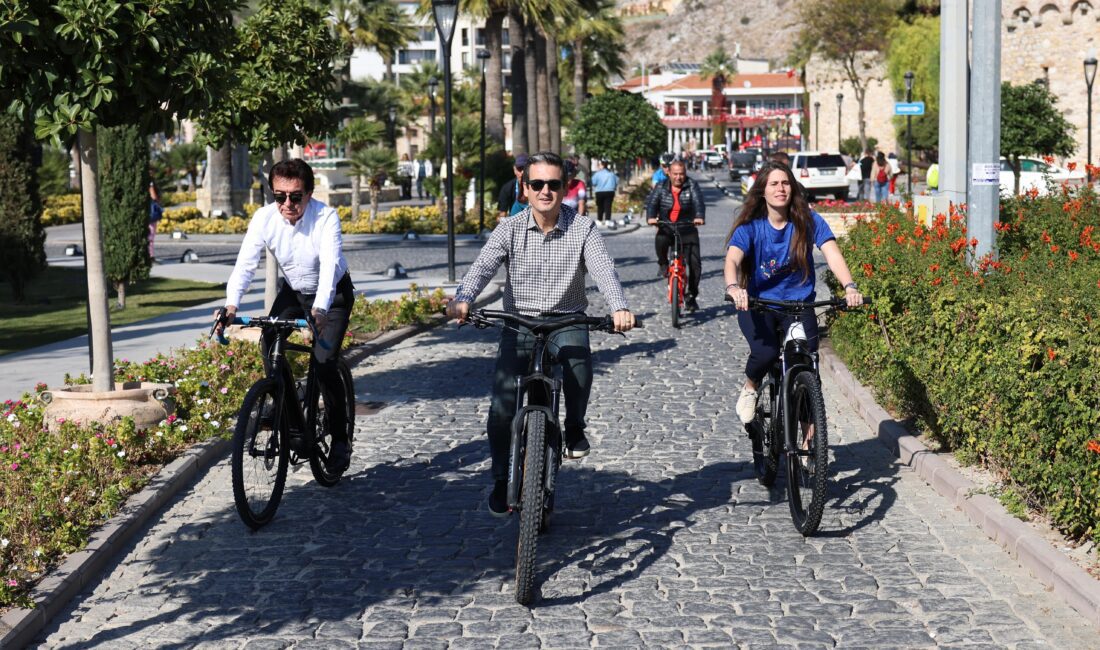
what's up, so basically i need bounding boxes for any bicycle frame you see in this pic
[658,222,687,307]
[777,331,819,460]
[506,331,564,511]
[252,320,322,463]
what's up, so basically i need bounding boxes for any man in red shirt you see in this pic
[645,160,706,311]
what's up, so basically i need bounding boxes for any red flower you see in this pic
[931,277,943,286]
[1047,347,1056,361]
[1041,230,1052,244]
[929,263,940,272]
[862,263,874,278]
[1067,161,1077,171]
[1043,155,1055,164]
[1088,440,1100,455]
[1069,250,1079,262]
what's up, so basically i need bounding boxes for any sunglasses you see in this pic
[273,191,305,205]
[526,179,563,192]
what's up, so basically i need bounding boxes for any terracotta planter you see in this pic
[39,382,177,432]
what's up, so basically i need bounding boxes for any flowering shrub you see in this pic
[162,191,196,207]
[40,194,82,227]
[0,340,264,608]
[829,187,1100,544]
[811,198,877,214]
[349,284,447,336]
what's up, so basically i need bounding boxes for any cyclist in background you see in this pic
[724,161,863,425]
[216,158,355,471]
[446,151,635,517]
[646,159,706,311]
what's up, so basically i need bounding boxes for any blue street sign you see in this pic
[895,101,926,116]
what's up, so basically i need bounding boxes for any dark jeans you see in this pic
[736,306,819,384]
[262,273,356,441]
[487,323,591,481]
[595,191,615,223]
[655,227,701,299]
[416,177,425,199]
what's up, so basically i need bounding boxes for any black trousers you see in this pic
[262,273,356,441]
[655,227,701,299]
[736,307,820,383]
[595,191,615,223]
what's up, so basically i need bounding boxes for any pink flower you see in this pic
[226,350,234,357]
[219,387,229,395]
[10,462,18,470]
[6,579,16,587]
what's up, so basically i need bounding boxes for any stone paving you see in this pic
[32,177,1099,648]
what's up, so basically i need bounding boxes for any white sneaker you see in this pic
[736,385,759,424]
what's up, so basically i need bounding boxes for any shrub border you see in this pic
[819,342,1100,626]
[0,285,502,649]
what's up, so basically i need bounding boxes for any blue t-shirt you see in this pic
[728,211,836,301]
[591,168,618,193]
[651,168,668,184]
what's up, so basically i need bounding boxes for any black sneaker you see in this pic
[564,434,591,459]
[685,296,699,312]
[488,480,509,518]
[327,437,351,472]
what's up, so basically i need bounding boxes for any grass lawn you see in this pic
[0,267,225,356]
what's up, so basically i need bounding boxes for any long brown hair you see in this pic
[726,161,815,286]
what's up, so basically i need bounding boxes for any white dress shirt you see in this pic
[225,198,348,312]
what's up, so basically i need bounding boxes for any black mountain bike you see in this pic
[463,309,639,605]
[211,312,355,530]
[726,294,870,535]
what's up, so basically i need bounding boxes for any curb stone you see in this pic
[818,342,1100,627]
[0,286,503,650]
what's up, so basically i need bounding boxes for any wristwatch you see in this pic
[844,282,859,291]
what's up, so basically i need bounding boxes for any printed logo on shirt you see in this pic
[760,257,791,280]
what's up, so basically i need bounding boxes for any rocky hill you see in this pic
[619,0,806,69]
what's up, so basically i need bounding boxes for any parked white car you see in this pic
[1000,157,1086,196]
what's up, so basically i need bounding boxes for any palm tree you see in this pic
[559,0,624,150]
[336,118,386,219]
[699,46,737,147]
[459,0,509,147]
[349,146,398,221]
[164,142,206,192]
[331,0,416,84]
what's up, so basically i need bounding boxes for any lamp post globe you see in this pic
[388,106,397,148]
[1085,54,1098,181]
[432,0,459,282]
[813,101,820,150]
[427,76,438,134]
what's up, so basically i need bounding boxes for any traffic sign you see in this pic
[895,102,926,116]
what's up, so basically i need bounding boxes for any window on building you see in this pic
[692,102,703,116]
[778,100,791,109]
[461,51,468,66]
[476,28,485,45]
[398,49,436,65]
[502,29,510,46]
[664,101,675,116]
[408,128,418,138]
[411,144,419,157]
[418,27,435,42]
[735,100,747,115]
[765,100,777,111]
[502,52,512,70]
[461,28,468,46]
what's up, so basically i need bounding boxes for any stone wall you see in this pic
[804,53,900,156]
[1004,0,1100,165]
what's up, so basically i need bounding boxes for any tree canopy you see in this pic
[569,91,665,164]
[1001,81,1076,194]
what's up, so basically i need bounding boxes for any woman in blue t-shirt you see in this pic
[724,161,864,424]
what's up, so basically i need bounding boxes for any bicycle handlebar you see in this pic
[208,309,329,348]
[722,294,873,312]
[466,309,643,333]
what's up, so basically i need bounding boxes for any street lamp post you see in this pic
[427,76,438,134]
[477,49,491,237]
[432,0,458,283]
[904,71,914,201]
[1086,55,1098,182]
[836,93,843,151]
[813,101,820,150]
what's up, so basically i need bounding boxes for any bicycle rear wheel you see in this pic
[750,374,781,487]
[231,379,289,529]
[786,371,829,535]
[310,358,356,486]
[515,412,547,606]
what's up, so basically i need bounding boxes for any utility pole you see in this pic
[967,0,1001,263]
[940,0,968,206]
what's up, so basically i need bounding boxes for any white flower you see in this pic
[116,450,126,458]
[63,496,71,504]
[12,421,19,429]
[33,550,40,557]
[211,421,220,428]
[203,412,211,420]
[155,431,163,437]
[6,413,15,422]
[1,538,9,548]
[71,443,78,450]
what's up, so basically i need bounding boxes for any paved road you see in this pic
[33,175,1098,648]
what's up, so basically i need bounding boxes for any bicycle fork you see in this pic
[506,373,562,511]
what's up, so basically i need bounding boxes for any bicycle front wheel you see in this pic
[232,379,289,530]
[515,412,547,606]
[786,371,829,535]
[310,358,356,487]
[670,275,681,328]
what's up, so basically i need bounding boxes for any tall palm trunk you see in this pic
[509,6,528,154]
[546,30,561,154]
[572,38,586,151]
[534,29,550,151]
[77,129,114,392]
[208,143,232,217]
[484,8,506,146]
[524,21,540,151]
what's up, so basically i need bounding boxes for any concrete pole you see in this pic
[939,0,969,205]
[967,0,1001,262]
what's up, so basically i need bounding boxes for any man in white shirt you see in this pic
[216,158,356,470]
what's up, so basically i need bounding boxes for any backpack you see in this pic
[876,167,888,183]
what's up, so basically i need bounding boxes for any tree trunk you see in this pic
[484,9,506,146]
[207,144,233,217]
[370,186,379,220]
[70,143,82,191]
[78,129,114,392]
[509,7,528,154]
[385,55,395,83]
[573,39,586,150]
[115,281,126,309]
[525,21,540,152]
[546,30,561,154]
[534,29,550,151]
[231,143,250,214]
[351,175,362,220]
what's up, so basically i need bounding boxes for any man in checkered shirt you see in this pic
[446,151,636,517]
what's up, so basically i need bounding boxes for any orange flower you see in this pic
[862,263,874,278]
[1069,250,1079,262]
[1067,161,1077,171]
[895,235,906,245]
[1051,244,1060,253]
[1047,347,1056,361]
[887,256,896,264]
[929,263,940,272]
[1043,155,1055,164]
[931,277,943,286]
[1041,230,1052,244]
[1088,440,1100,455]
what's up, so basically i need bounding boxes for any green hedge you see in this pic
[829,191,1100,544]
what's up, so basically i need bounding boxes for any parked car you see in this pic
[999,157,1086,196]
[789,151,849,201]
[703,150,724,169]
[728,152,757,184]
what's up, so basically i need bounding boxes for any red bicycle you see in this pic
[657,221,689,328]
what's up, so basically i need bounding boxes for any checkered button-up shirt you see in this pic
[454,205,629,316]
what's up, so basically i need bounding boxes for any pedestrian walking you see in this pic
[858,150,874,201]
[887,152,902,197]
[398,153,415,200]
[148,182,163,260]
[415,156,432,200]
[872,151,890,203]
[561,160,587,217]
[590,159,618,226]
